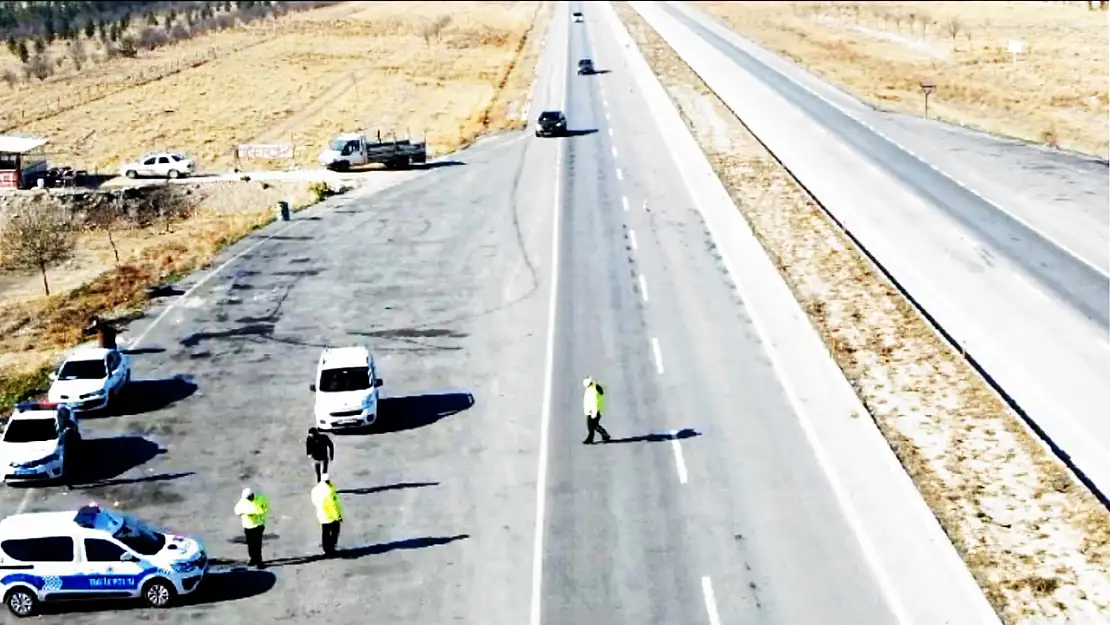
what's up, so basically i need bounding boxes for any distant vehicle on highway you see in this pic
[318,131,427,171]
[309,345,383,431]
[0,503,209,617]
[535,110,568,137]
[120,151,196,180]
[578,59,595,75]
[572,11,584,22]
[0,402,80,485]
[46,346,131,414]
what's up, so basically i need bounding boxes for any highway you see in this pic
[0,2,995,624]
[638,1,1110,496]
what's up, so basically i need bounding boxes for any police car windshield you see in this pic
[2,418,56,443]
[58,359,106,380]
[113,518,166,556]
[319,366,371,392]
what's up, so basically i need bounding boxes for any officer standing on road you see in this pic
[305,427,335,482]
[311,474,344,556]
[582,376,611,444]
[234,487,270,568]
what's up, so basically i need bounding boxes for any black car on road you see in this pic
[578,59,595,75]
[535,110,568,137]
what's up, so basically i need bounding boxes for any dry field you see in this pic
[614,3,1110,624]
[6,0,550,172]
[692,1,1109,158]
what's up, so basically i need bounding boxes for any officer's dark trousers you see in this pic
[244,525,265,565]
[321,521,341,554]
[313,457,330,482]
[584,414,610,443]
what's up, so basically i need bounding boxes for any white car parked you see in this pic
[0,402,80,485]
[120,151,196,179]
[309,346,383,430]
[47,347,131,413]
[0,503,209,617]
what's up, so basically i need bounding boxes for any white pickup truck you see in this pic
[317,132,427,171]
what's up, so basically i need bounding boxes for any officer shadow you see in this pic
[603,428,701,444]
[265,533,470,568]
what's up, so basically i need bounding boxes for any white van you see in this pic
[0,504,208,617]
[309,345,383,430]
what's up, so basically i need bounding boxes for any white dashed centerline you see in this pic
[608,128,614,137]
[701,577,722,625]
[629,229,638,251]
[671,438,688,484]
[651,337,664,374]
[638,273,649,302]
[622,195,629,211]
[611,146,618,158]
[615,167,623,180]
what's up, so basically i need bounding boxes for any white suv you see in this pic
[0,504,208,617]
[120,151,196,179]
[310,346,383,430]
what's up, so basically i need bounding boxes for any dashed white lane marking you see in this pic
[603,96,609,108]
[611,146,619,158]
[701,576,722,625]
[622,195,630,211]
[672,439,688,484]
[638,273,649,302]
[651,337,665,374]
[608,127,614,137]
[616,167,623,180]
[605,110,611,122]
[629,229,638,250]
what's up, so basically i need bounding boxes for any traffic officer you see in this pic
[234,487,270,568]
[582,376,611,444]
[311,474,344,556]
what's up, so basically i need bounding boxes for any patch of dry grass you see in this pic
[693,1,1109,158]
[614,3,1110,623]
[0,180,316,387]
[6,0,551,173]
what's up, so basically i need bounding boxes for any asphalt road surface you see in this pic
[2,3,954,624]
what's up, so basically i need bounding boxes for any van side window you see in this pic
[1,537,74,562]
[84,538,127,562]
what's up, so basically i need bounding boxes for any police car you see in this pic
[309,345,384,430]
[0,402,81,485]
[0,504,208,617]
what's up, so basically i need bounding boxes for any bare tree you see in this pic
[23,53,53,81]
[422,16,451,46]
[139,185,192,233]
[943,17,962,45]
[69,37,87,71]
[0,202,77,296]
[89,193,125,265]
[0,69,17,89]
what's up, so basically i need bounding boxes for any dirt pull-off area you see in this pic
[693,1,1109,159]
[614,3,1110,623]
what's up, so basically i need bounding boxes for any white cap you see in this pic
[583,377,592,387]
[321,473,330,482]
[241,487,253,499]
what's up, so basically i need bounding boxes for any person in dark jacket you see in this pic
[84,316,118,349]
[305,427,335,482]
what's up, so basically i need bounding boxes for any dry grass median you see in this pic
[8,0,551,173]
[614,2,1110,623]
[692,1,1109,159]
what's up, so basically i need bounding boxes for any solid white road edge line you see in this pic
[651,337,665,374]
[701,576,722,625]
[672,439,688,484]
[638,273,649,301]
[629,229,637,250]
[529,6,569,625]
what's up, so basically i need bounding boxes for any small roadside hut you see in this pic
[0,135,49,190]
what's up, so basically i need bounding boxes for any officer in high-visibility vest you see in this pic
[234,487,270,568]
[582,376,611,444]
[311,474,344,556]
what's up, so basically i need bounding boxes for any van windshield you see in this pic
[113,518,166,556]
[2,418,56,443]
[319,367,371,393]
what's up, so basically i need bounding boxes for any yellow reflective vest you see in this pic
[583,382,605,417]
[311,480,344,524]
[234,494,269,529]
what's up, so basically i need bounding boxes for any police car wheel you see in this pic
[4,587,37,618]
[142,579,176,609]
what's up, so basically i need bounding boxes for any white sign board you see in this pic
[1007,40,1025,55]
[236,143,293,160]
